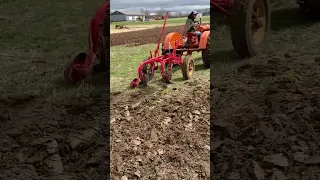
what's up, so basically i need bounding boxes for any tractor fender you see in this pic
[162,32,184,50]
[199,31,210,49]
[198,24,210,32]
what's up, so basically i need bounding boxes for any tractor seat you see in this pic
[184,32,200,48]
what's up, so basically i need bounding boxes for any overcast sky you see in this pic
[110,0,209,12]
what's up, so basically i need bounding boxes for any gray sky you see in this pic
[110,0,209,12]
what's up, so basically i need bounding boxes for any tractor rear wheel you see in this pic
[181,55,195,80]
[229,0,270,58]
[201,34,210,68]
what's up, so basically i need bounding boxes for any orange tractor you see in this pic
[130,12,210,88]
[162,13,210,70]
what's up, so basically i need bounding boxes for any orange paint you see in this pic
[199,31,210,49]
[197,24,210,32]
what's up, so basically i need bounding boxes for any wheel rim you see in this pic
[251,0,266,46]
[188,60,194,77]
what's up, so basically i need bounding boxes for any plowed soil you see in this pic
[211,7,320,180]
[110,26,182,46]
[0,89,110,179]
[110,80,210,179]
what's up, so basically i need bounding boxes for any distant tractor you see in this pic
[136,17,143,21]
[115,24,128,29]
[115,24,123,29]
[153,16,164,20]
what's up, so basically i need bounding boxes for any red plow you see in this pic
[64,1,109,85]
[130,12,185,88]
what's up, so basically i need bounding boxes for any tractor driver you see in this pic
[183,11,201,47]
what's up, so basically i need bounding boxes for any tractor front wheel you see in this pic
[201,34,210,68]
[229,0,270,58]
[181,55,195,80]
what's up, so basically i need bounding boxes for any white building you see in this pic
[110,10,145,22]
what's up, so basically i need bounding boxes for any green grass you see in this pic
[110,16,210,26]
[110,44,209,93]
[0,0,105,98]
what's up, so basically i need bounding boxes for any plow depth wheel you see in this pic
[181,55,195,80]
[202,34,210,68]
[229,0,270,58]
[64,52,87,85]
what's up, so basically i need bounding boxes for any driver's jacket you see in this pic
[183,18,196,35]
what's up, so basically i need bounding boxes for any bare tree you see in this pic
[156,8,166,16]
[144,8,150,18]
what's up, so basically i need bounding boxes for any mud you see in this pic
[110,80,210,179]
[0,90,110,179]
[211,32,320,179]
[110,25,182,46]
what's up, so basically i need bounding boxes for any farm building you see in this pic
[110,10,145,22]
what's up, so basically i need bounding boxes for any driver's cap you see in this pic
[191,11,198,15]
